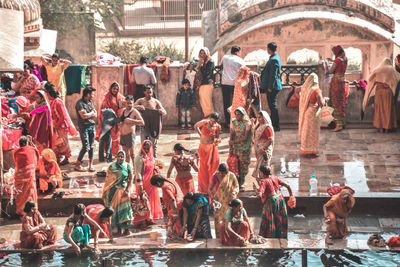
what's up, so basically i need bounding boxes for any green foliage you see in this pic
[102,39,185,64]
[347,62,361,71]
[39,0,124,34]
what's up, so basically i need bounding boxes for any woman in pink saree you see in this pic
[299,73,327,156]
[134,140,163,227]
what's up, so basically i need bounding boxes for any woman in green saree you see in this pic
[229,107,252,191]
[102,150,134,236]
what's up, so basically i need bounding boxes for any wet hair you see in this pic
[24,59,35,70]
[182,79,191,85]
[99,207,114,218]
[267,42,277,52]
[228,199,242,208]
[150,174,167,186]
[259,166,271,177]
[174,143,189,152]
[184,192,202,201]
[73,203,86,215]
[210,112,219,121]
[82,85,96,98]
[218,163,228,173]
[19,136,28,147]
[126,95,134,101]
[231,46,241,54]
[140,56,148,64]
[144,84,153,90]
[52,53,59,59]
[23,201,36,213]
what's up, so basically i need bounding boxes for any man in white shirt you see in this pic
[220,46,245,127]
[132,56,157,101]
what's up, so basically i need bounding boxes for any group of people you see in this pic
[11,44,375,253]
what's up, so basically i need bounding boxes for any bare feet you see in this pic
[325,235,334,245]
[332,126,343,132]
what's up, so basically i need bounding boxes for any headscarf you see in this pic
[115,150,127,170]
[141,140,154,163]
[199,47,211,63]
[332,45,344,57]
[299,73,319,137]
[38,149,61,176]
[326,188,355,218]
[259,110,273,127]
[363,57,400,111]
[15,96,29,109]
[234,107,251,124]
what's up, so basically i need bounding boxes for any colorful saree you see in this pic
[102,153,134,229]
[20,211,56,249]
[329,55,348,128]
[161,180,183,238]
[19,74,40,100]
[219,208,250,246]
[299,73,322,155]
[37,149,63,192]
[231,107,252,186]
[213,171,239,235]
[181,195,212,238]
[259,178,288,238]
[198,121,220,194]
[13,146,39,215]
[134,141,163,224]
[84,204,109,238]
[50,98,77,159]
[252,111,274,178]
[325,189,355,239]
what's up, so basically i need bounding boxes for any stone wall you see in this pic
[65,63,372,127]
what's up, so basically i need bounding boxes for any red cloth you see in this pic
[175,176,195,196]
[13,146,39,215]
[161,180,182,235]
[28,105,53,150]
[219,221,250,246]
[260,126,273,139]
[20,211,56,248]
[327,185,355,196]
[227,154,240,177]
[125,64,140,96]
[50,98,77,136]
[386,237,400,247]
[2,129,23,151]
[84,204,109,238]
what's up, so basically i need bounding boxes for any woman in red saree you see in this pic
[219,199,253,246]
[15,63,41,101]
[83,204,114,244]
[27,90,53,153]
[323,188,355,244]
[96,82,124,157]
[193,112,221,194]
[230,66,250,123]
[14,136,39,215]
[37,149,63,193]
[46,82,77,165]
[151,175,183,238]
[329,45,348,132]
[299,73,327,156]
[134,140,163,227]
[20,201,56,249]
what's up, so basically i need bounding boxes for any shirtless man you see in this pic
[120,95,145,163]
[134,85,167,157]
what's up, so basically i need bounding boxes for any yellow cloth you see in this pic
[199,84,214,117]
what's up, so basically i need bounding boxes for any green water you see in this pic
[0,249,399,266]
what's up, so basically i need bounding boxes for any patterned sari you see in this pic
[134,141,163,224]
[252,111,274,178]
[299,74,322,155]
[102,152,133,229]
[213,171,239,235]
[329,56,348,128]
[259,177,288,238]
[181,195,212,238]
[231,107,252,186]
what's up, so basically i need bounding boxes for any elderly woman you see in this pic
[229,107,252,190]
[181,192,212,241]
[329,45,348,132]
[323,188,355,244]
[15,63,41,101]
[20,201,56,249]
[254,166,293,238]
[196,47,215,117]
[252,111,274,178]
[102,150,134,236]
[209,163,239,237]
[150,175,183,238]
[299,73,327,156]
[219,199,254,247]
[363,58,399,132]
[194,112,221,194]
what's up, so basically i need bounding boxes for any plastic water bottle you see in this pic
[309,174,318,196]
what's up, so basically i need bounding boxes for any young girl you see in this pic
[166,143,198,195]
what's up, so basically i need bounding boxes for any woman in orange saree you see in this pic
[37,149,63,193]
[230,66,250,124]
[13,136,40,215]
[323,188,355,244]
[193,112,221,194]
[134,140,163,227]
[299,73,327,156]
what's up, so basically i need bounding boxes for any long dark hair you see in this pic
[174,143,190,153]
[23,201,36,213]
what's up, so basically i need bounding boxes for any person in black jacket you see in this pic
[176,79,196,129]
[197,47,215,118]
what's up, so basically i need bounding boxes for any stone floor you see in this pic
[0,214,399,252]
[50,126,400,198]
